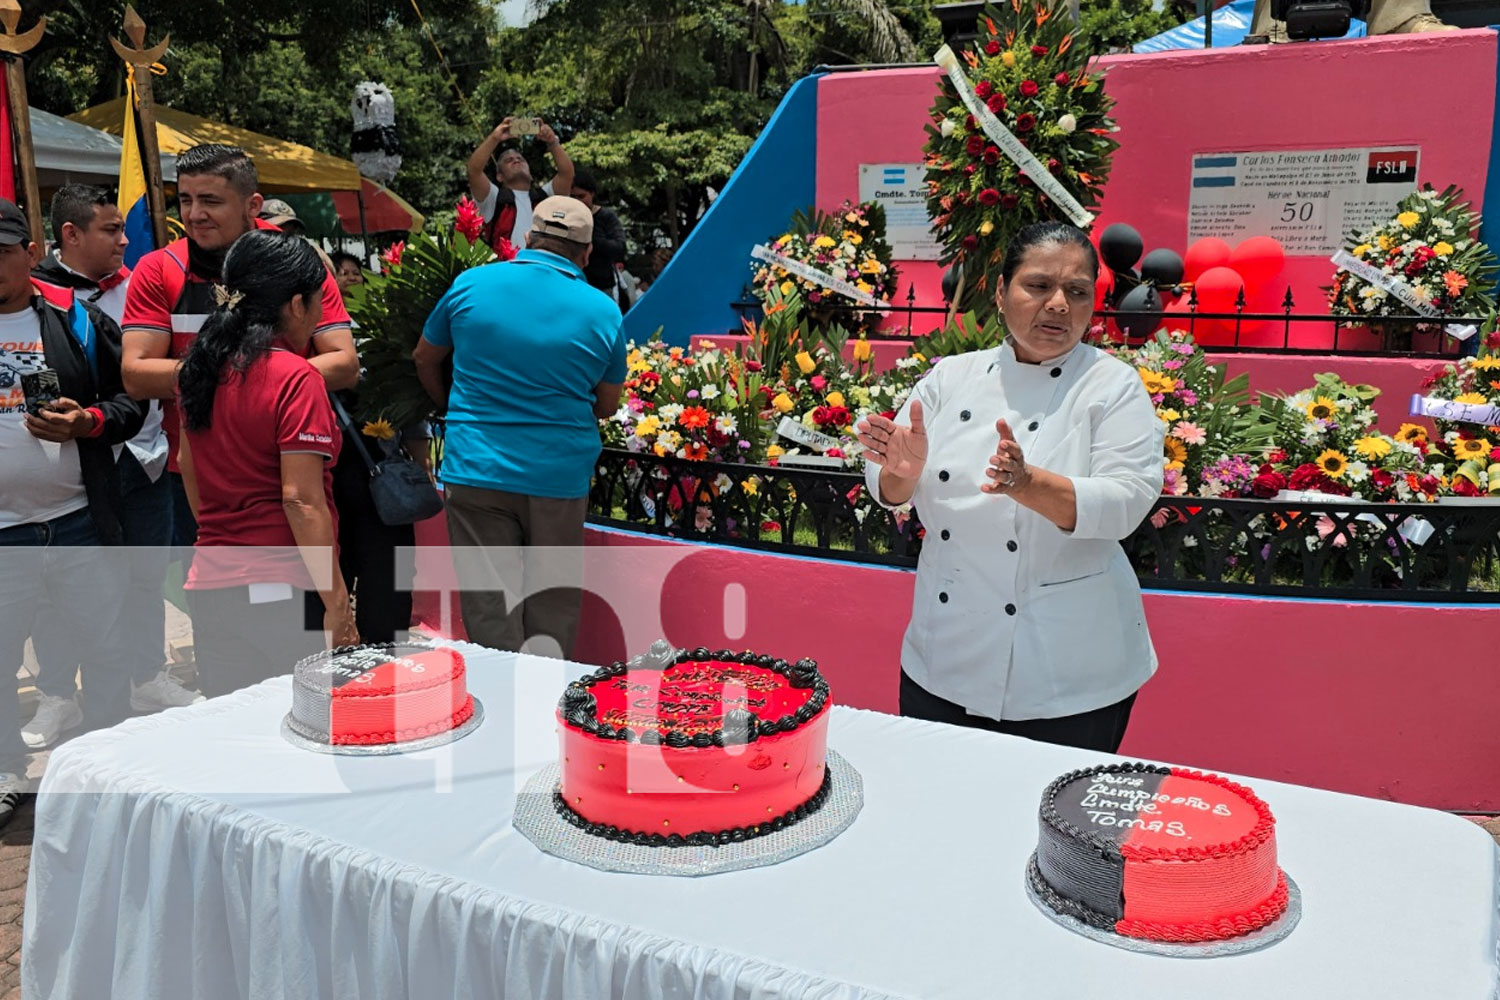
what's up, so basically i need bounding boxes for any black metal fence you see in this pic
[590,448,1500,602]
[728,286,1484,359]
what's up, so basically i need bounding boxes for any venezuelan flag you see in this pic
[118,75,153,269]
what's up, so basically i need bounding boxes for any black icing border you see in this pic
[557,647,831,747]
[551,765,835,848]
[292,640,447,681]
[1026,854,1117,931]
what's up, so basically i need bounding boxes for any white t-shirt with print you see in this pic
[478,179,554,248]
[0,308,87,528]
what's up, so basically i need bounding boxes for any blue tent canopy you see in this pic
[1134,0,1365,51]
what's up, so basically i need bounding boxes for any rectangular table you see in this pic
[23,646,1500,999]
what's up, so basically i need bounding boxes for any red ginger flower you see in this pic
[379,240,405,271]
[454,196,485,242]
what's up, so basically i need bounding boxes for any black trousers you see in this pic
[333,448,417,645]
[186,587,324,699]
[900,670,1137,753]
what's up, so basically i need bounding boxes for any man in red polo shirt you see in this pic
[120,144,358,552]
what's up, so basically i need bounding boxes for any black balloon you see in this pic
[1140,248,1185,287]
[1116,284,1163,340]
[1098,224,1144,273]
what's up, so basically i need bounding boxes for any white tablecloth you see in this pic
[22,645,1500,1000]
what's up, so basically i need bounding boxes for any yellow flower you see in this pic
[1453,437,1493,460]
[856,281,874,296]
[1434,241,1455,257]
[859,259,884,275]
[1455,392,1489,405]
[361,419,396,441]
[980,220,995,236]
[1473,356,1500,371]
[847,232,863,246]
[1396,422,1428,445]
[1352,243,1372,256]
[1354,435,1393,459]
[772,393,795,413]
[826,391,846,408]
[1316,449,1348,479]
[1138,367,1177,395]
[633,415,660,438]
[766,444,785,459]
[1157,408,1181,424]
[627,348,643,365]
[741,478,759,496]
[1397,211,1421,229]
[795,351,816,375]
[912,352,927,363]
[1164,437,1187,471]
[1001,51,1016,67]
[1377,235,1393,251]
[780,281,795,296]
[1304,396,1338,421]
[814,236,836,249]
[853,337,872,362]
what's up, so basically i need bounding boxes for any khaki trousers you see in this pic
[1250,0,1441,37]
[444,483,587,659]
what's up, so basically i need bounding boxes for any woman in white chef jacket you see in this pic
[858,223,1164,752]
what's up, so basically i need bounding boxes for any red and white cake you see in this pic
[555,643,832,847]
[288,643,474,747]
[1031,763,1290,943]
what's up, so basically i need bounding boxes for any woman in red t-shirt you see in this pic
[176,231,359,697]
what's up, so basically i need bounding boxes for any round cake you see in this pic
[1030,763,1290,943]
[288,642,474,747]
[555,642,832,847]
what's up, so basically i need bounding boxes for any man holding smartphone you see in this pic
[465,116,575,254]
[0,197,145,828]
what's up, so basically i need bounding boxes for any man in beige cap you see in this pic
[1250,0,1456,41]
[258,198,306,238]
[412,196,624,658]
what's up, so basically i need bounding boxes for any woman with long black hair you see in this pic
[176,230,359,698]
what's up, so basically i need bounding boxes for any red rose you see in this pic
[1288,463,1324,492]
[985,40,1002,55]
[962,235,980,251]
[812,406,832,426]
[1019,80,1039,98]
[966,115,978,130]
[986,93,1007,114]
[1000,193,1020,210]
[1490,447,1500,463]
[828,406,852,427]
[1419,475,1441,495]
[966,135,986,157]
[1016,112,1037,132]
[1453,476,1482,497]
[983,147,1001,166]
[1031,45,1049,56]
[1016,173,1034,188]
[974,80,994,99]
[1055,72,1071,86]
[1371,469,1395,490]
[1048,157,1062,174]
[745,360,763,373]
[964,164,978,176]
[1250,471,1287,499]
[978,188,1001,206]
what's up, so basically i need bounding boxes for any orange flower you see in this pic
[681,442,709,461]
[679,406,711,430]
[1444,270,1469,298]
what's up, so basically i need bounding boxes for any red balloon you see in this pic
[1184,238,1232,283]
[1191,266,1247,346]
[1094,266,1115,313]
[1229,236,1286,289]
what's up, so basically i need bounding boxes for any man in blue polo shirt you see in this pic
[415,196,624,657]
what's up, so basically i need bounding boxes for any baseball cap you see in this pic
[0,199,31,245]
[259,198,299,227]
[530,196,593,244]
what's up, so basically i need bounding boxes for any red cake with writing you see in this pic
[1030,763,1290,943]
[289,643,474,746]
[555,642,832,847]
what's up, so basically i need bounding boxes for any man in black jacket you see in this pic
[0,198,144,826]
[570,169,630,313]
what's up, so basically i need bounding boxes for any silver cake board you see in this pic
[281,696,485,756]
[514,748,864,877]
[1025,852,1302,958]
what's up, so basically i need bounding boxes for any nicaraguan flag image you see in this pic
[118,76,154,269]
[1192,155,1238,189]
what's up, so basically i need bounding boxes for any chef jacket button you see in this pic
[939,592,950,604]
[1050,367,1063,378]
[1027,421,1039,432]
[1005,603,1017,616]
[1007,540,1018,552]
[941,529,951,541]
[960,409,971,421]
[938,470,950,482]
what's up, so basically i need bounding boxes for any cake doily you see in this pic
[281,696,484,756]
[513,749,863,876]
[1024,853,1302,958]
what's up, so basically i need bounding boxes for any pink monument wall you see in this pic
[814,31,1499,352]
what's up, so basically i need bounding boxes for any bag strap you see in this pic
[329,394,381,476]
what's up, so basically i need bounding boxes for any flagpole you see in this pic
[0,0,46,245]
[111,5,169,250]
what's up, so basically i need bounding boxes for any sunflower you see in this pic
[1354,435,1393,459]
[1304,396,1338,421]
[1473,356,1500,372]
[1316,449,1349,479]
[1455,392,1489,406]
[1138,368,1177,396]
[361,419,396,441]
[1164,437,1187,471]
[1396,423,1428,445]
[1453,437,1493,461]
